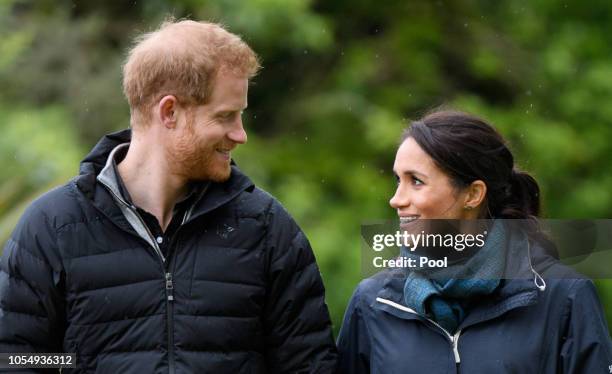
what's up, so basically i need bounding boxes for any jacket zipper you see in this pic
[100,181,178,373]
[166,272,175,374]
[376,297,462,364]
[99,182,166,262]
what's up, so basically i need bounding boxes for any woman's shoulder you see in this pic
[529,237,589,278]
[349,270,405,310]
[530,241,603,305]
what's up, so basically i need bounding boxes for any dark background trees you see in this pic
[2,0,611,335]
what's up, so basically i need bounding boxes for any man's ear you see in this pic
[463,180,487,210]
[158,95,178,129]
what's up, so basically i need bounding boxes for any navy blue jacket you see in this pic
[0,130,337,373]
[337,236,612,373]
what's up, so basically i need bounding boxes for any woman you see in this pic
[337,110,612,373]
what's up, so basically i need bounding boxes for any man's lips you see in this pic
[216,148,233,160]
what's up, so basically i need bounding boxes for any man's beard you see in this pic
[166,126,232,183]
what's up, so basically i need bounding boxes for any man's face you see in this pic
[167,70,249,182]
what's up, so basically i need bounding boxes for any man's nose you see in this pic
[228,118,247,144]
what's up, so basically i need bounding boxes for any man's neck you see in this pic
[116,141,188,231]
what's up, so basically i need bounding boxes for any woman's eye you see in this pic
[412,176,424,186]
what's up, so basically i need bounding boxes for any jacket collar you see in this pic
[374,223,549,329]
[96,142,132,207]
[76,129,255,228]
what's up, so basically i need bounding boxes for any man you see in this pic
[0,20,337,373]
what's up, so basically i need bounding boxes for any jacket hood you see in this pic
[79,129,132,178]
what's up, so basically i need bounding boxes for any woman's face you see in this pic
[390,137,472,224]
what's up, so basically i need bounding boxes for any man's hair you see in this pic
[122,19,261,126]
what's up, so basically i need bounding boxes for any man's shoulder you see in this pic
[235,186,292,219]
[232,186,307,246]
[19,178,88,231]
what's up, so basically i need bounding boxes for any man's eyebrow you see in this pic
[216,106,247,113]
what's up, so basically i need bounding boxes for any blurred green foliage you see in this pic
[1,0,611,336]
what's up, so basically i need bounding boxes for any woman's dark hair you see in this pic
[402,110,540,220]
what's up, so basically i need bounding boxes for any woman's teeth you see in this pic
[399,216,419,225]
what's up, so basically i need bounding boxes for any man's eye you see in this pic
[218,112,235,121]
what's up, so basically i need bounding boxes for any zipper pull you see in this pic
[165,272,174,301]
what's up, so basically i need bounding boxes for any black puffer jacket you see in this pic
[0,130,338,373]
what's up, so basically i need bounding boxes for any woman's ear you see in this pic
[463,180,487,211]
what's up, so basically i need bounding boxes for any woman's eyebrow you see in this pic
[404,169,428,179]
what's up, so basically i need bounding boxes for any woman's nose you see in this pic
[389,186,408,209]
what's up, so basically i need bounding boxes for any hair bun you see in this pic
[504,168,540,218]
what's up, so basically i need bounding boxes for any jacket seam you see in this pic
[71,313,165,327]
[262,198,275,278]
[356,286,374,358]
[5,237,48,266]
[56,216,104,233]
[0,308,49,320]
[190,277,265,289]
[561,278,581,334]
[62,245,151,262]
[567,279,612,369]
[68,277,159,294]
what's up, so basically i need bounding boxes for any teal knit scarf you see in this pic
[402,221,506,334]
